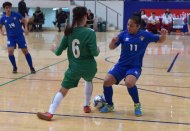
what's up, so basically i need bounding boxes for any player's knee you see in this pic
[8,48,14,55]
[125,80,135,88]
[59,88,69,96]
[8,52,14,55]
[103,79,112,87]
[22,49,28,55]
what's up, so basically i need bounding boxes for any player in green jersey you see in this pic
[37,6,100,121]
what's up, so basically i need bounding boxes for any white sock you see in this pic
[84,81,93,106]
[48,92,64,114]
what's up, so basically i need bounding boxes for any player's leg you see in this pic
[83,81,93,113]
[100,65,125,113]
[21,48,36,73]
[37,69,80,121]
[125,68,142,116]
[7,38,17,73]
[37,87,69,121]
[17,34,36,73]
[82,67,97,113]
[99,73,116,113]
[8,47,17,73]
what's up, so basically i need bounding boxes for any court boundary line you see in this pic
[1,76,190,90]
[167,53,180,72]
[0,59,67,87]
[94,77,190,99]
[0,110,189,126]
[0,53,187,87]
[0,58,189,99]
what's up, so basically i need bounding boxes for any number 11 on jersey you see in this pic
[130,44,137,51]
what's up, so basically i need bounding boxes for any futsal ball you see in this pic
[93,95,106,109]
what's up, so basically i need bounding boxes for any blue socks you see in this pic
[103,86,113,106]
[9,55,17,68]
[127,85,139,104]
[25,53,33,68]
[104,85,139,105]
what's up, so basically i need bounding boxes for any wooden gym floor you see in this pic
[0,31,190,131]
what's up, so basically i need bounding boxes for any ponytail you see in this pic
[64,19,75,36]
[64,6,87,36]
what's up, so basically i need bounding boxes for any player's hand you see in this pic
[50,44,57,52]
[111,37,118,43]
[160,28,168,35]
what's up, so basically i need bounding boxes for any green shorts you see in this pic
[61,67,97,89]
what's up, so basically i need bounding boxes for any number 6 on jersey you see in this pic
[72,39,80,58]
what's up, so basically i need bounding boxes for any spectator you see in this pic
[86,9,94,29]
[162,8,173,18]
[53,8,68,32]
[140,10,148,30]
[182,14,189,35]
[162,11,172,34]
[18,0,28,17]
[147,12,160,34]
[32,7,44,31]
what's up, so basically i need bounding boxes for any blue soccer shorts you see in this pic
[7,34,27,49]
[108,64,142,84]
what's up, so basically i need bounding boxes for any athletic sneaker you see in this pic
[99,104,114,113]
[37,112,53,121]
[30,67,36,74]
[12,67,17,74]
[134,103,142,116]
[83,106,91,113]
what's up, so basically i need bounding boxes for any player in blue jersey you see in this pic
[99,14,167,116]
[0,1,35,74]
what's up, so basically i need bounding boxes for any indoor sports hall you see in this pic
[0,0,190,131]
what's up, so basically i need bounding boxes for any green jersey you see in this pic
[55,27,99,72]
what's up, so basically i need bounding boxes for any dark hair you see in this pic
[165,11,169,14]
[64,6,87,36]
[2,1,12,9]
[129,12,141,25]
[140,10,146,15]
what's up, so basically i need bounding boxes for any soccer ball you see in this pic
[93,95,106,109]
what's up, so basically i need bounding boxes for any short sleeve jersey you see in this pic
[0,12,23,37]
[115,30,159,68]
[55,27,99,69]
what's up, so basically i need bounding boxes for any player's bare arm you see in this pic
[0,24,3,35]
[157,28,167,43]
[109,37,118,50]
[21,18,29,34]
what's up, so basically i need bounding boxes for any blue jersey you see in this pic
[115,30,159,68]
[0,12,23,37]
